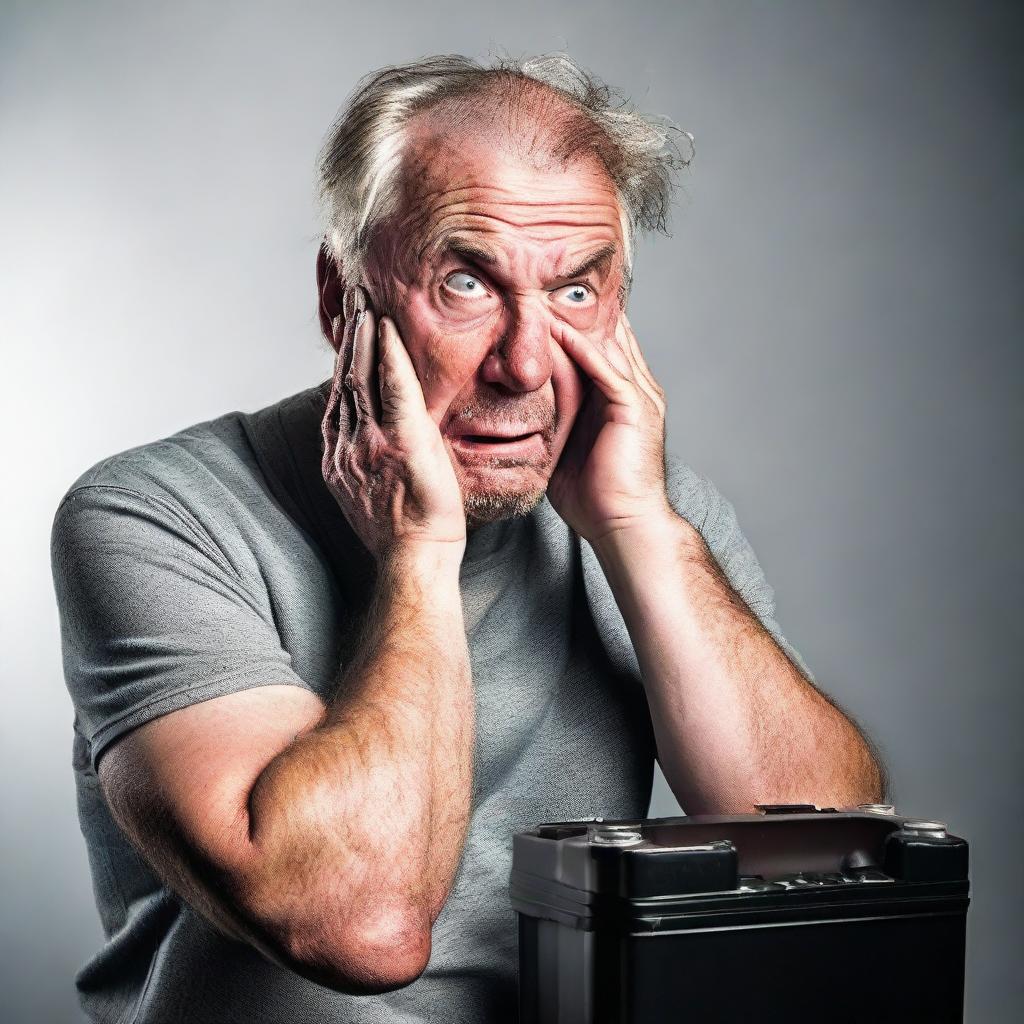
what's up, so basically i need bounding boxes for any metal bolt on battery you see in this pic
[857,803,896,814]
[900,819,948,838]
[589,824,644,846]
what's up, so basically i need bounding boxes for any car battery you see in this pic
[510,804,969,1023]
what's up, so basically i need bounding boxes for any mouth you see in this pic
[446,429,546,458]
[455,431,536,444]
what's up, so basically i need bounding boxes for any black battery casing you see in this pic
[510,809,969,1023]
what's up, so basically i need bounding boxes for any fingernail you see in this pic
[342,287,353,321]
[352,285,367,316]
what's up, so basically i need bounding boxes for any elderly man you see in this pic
[51,54,886,1023]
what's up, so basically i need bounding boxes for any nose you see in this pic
[479,301,554,392]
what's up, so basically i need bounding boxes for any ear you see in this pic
[316,243,346,353]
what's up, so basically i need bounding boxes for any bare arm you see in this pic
[102,542,470,992]
[547,311,884,817]
[99,285,473,994]
[245,541,472,983]
[591,514,885,814]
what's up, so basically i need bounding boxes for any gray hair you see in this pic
[316,52,694,288]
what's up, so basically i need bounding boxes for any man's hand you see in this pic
[321,285,467,562]
[547,312,673,544]
[550,312,886,814]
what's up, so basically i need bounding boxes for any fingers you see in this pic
[321,353,347,486]
[377,315,430,432]
[621,313,658,392]
[322,285,367,483]
[346,296,383,427]
[616,316,665,412]
[552,320,640,409]
[322,343,349,474]
[329,287,431,456]
[330,287,362,434]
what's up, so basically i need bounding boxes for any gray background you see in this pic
[2,1,1020,1021]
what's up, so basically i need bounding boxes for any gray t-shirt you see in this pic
[50,379,813,1024]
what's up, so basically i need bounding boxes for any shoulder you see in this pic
[49,406,274,593]
[56,407,254,515]
[663,451,734,536]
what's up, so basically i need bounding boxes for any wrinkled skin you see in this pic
[318,110,670,553]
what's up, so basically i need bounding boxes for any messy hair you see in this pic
[316,52,693,288]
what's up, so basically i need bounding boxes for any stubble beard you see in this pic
[460,455,550,529]
[463,484,547,529]
[460,460,548,532]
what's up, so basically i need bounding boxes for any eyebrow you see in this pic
[429,237,619,282]
[442,239,500,268]
[560,243,618,281]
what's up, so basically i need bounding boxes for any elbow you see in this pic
[228,836,433,993]
[264,903,433,995]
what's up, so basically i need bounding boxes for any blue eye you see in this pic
[553,283,594,306]
[444,272,489,298]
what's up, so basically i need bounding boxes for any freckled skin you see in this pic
[357,120,629,520]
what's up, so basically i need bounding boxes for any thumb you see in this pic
[377,316,430,431]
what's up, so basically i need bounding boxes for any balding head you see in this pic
[316,53,692,295]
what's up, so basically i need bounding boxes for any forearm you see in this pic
[243,543,473,954]
[593,516,883,814]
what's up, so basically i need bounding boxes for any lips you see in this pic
[446,426,543,442]
[446,426,546,459]
[453,431,537,443]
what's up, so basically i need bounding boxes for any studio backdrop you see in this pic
[2,2,1020,1022]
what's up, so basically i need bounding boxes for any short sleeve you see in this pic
[51,484,313,774]
[664,453,817,684]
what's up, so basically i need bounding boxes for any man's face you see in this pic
[361,120,628,525]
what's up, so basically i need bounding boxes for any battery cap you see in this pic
[900,820,947,838]
[589,825,643,846]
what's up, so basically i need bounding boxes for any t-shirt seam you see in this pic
[460,547,521,579]
[86,661,310,773]
[57,483,240,579]
[144,436,271,583]
[55,482,279,627]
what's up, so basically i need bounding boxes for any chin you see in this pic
[453,450,553,528]
[463,485,547,528]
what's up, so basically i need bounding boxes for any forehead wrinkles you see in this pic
[394,129,624,262]
[409,185,623,271]
[428,192,617,239]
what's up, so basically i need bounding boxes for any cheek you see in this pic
[553,298,602,333]
[399,291,498,420]
[586,302,628,373]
